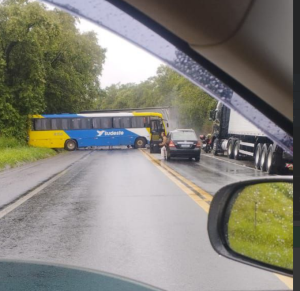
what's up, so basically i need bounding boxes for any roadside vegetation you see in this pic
[98,66,217,134]
[228,182,293,270]
[0,137,56,171]
[0,0,106,140]
[0,0,216,168]
[0,0,217,142]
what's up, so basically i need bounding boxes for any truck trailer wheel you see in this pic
[227,140,234,159]
[266,144,283,174]
[212,139,219,156]
[254,144,262,169]
[260,144,269,172]
[233,141,240,160]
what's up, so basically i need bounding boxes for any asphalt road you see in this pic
[153,152,269,194]
[0,149,289,291]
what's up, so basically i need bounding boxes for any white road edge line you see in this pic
[202,153,259,171]
[0,169,68,219]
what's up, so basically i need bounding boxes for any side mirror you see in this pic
[208,178,293,277]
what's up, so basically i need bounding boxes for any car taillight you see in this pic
[196,141,201,148]
[169,140,175,147]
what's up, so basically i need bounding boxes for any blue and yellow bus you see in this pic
[28,112,167,151]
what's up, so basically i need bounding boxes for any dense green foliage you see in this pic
[0,0,106,139]
[98,66,217,133]
[0,137,56,170]
[0,0,216,141]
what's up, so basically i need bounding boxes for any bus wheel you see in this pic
[260,144,269,172]
[254,143,262,169]
[134,138,146,149]
[65,139,77,151]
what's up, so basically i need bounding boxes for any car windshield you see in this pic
[0,1,293,291]
[172,131,197,140]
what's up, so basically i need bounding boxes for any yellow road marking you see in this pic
[140,149,293,289]
[140,149,211,214]
[276,275,293,290]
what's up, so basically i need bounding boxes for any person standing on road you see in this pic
[159,132,168,159]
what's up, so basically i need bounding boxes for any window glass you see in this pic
[121,117,131,128]
[132,117,146,128]
[62,119,70,130]
[81,118,92,129]
[113,117,121,128]
[151,121,159,131]
[51,119,62,130]
[36,119,51,130]
[34,119,42,131]
[93,118,101,129]
[101,118,112,129]
[172,131,197,140]
[71,118,81,129]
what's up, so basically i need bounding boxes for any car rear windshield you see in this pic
[172,131,197,140]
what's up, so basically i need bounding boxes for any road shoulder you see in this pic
[0,150,92,209]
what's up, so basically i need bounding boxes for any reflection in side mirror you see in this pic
[208,178,293,277]
[226,182,293,270]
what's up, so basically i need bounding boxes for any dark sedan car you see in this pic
[166,129,201,161]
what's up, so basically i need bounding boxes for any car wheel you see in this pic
[134,137,146,148]
[227,140,234,159]
[65,139,77,151]
[260,144,269,172]
[254,143,262,169]
[233,140,240,160]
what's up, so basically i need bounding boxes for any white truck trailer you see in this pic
[209,101,293,174]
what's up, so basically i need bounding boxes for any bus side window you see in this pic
[34,119,42,131]
[81,118,92,129]
[113,117,121,128]
[92,118,101,129]
[62,119,70,130]
[132,117,144,128]
[51,119,62,130]
[71,118,81,130]
[41,119,51,130]
[121,117,131,128]
[101,118,112,129]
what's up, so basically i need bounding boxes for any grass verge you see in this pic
[228,182,293,270]
[0,137,57,171]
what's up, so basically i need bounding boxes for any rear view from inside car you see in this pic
[0,0,293,291]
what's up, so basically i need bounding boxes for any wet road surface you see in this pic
[0,149,288,291]
[157,152,269,194]
[0,150,90,208]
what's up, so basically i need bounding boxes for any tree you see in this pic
[98,65,217,133]
[0,0,106,138]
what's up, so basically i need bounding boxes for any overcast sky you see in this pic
[77,18,163,88]
[43,2,163,88]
